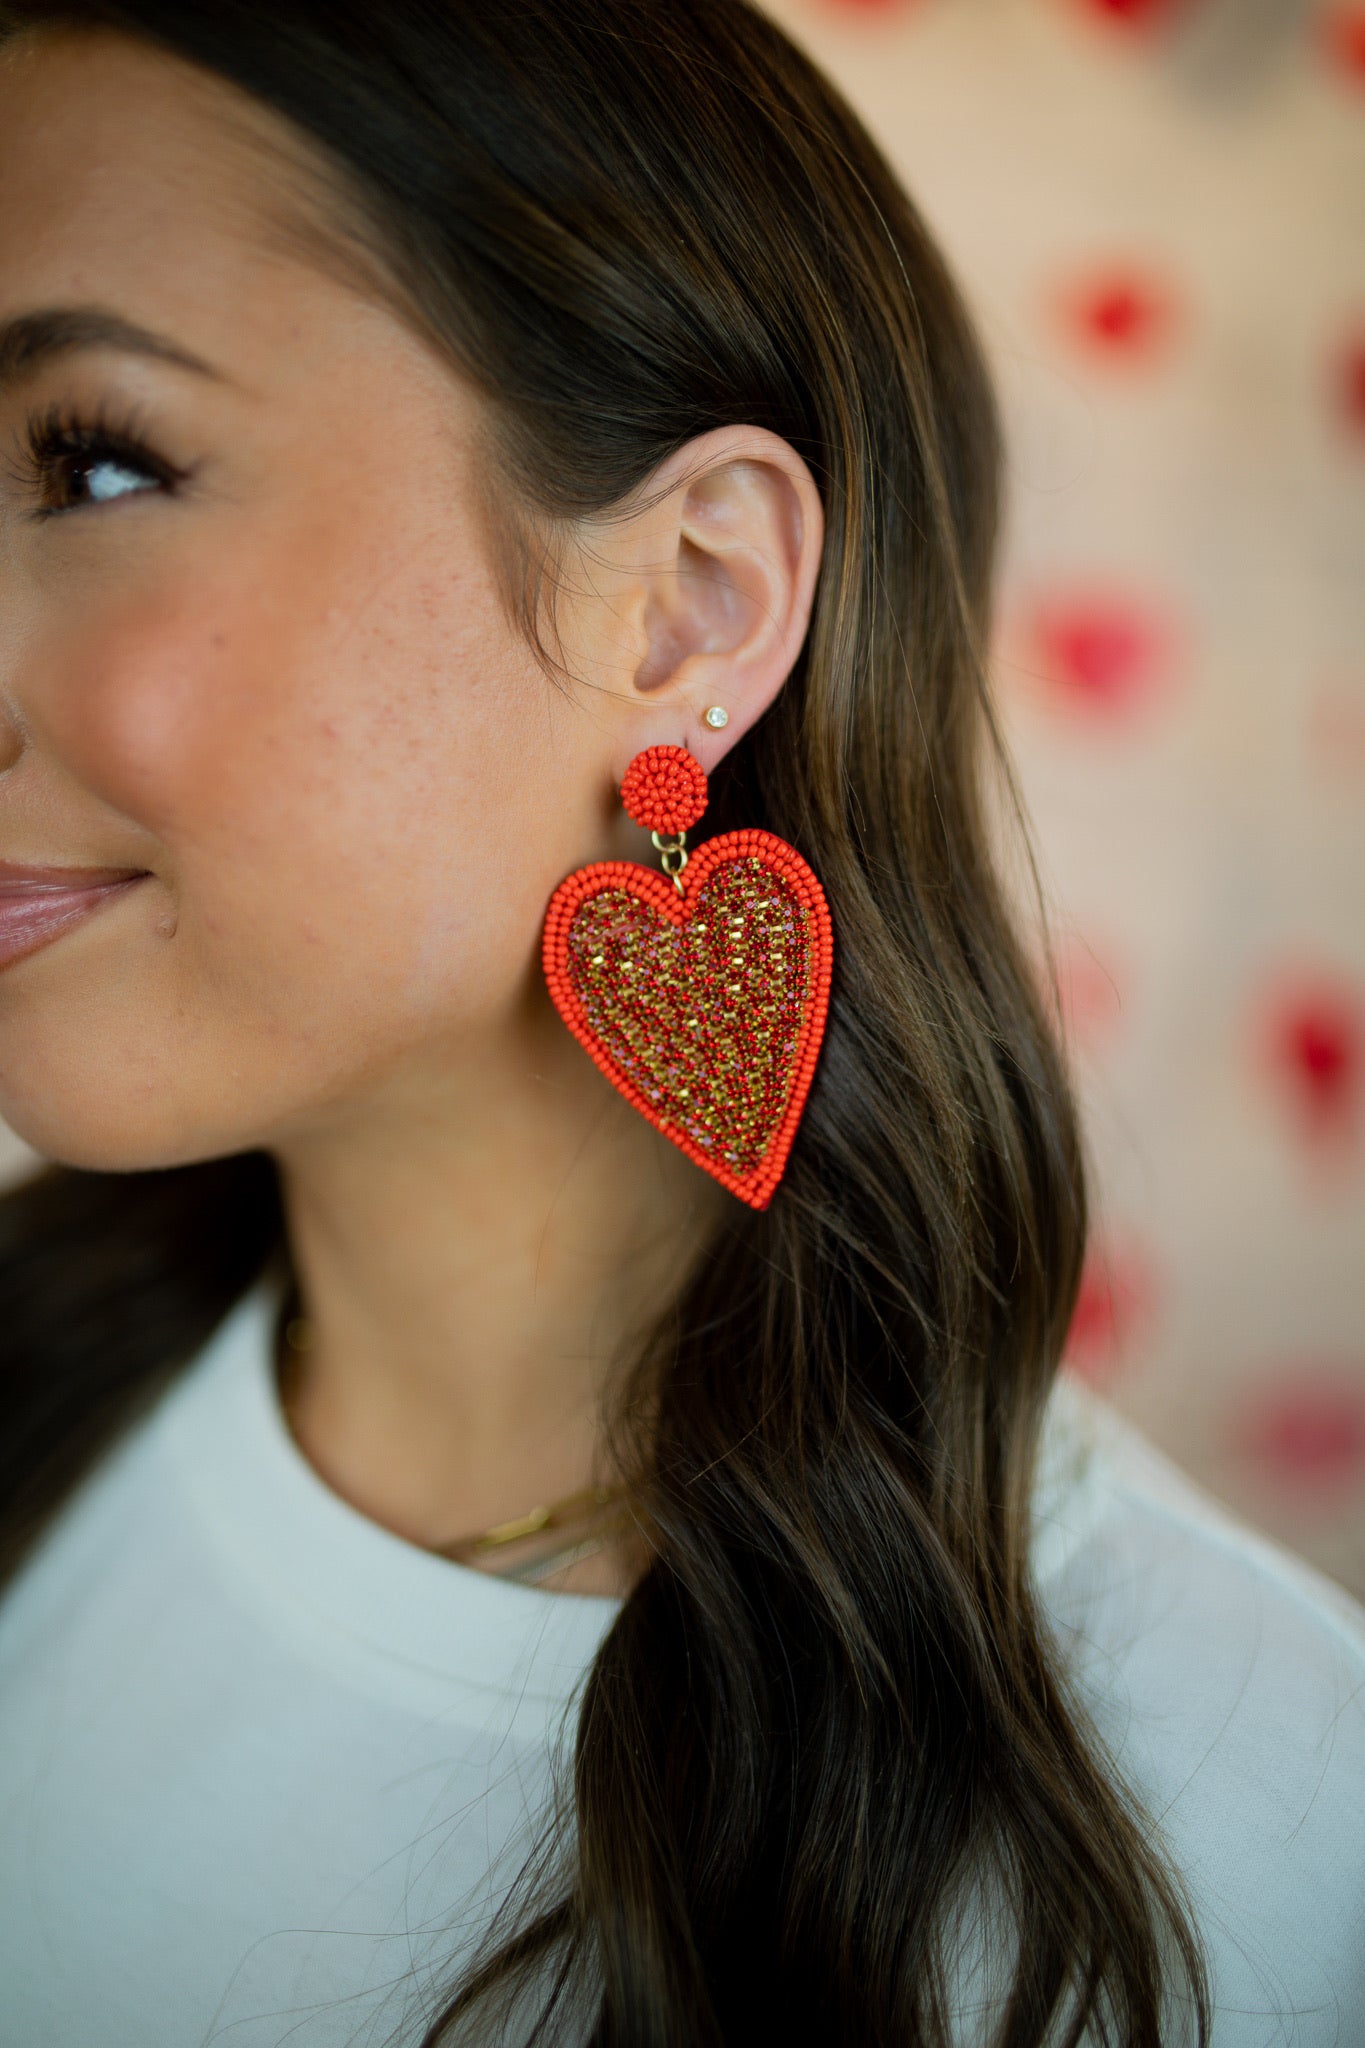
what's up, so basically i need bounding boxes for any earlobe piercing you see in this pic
[703,705,729,729]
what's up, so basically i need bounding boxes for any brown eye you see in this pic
[39,439,161,513]
[66,446,159,507]
[16,400,183,518]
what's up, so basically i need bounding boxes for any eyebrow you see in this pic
[0,305,226,394]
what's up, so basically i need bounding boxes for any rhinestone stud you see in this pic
[703,704,729,730]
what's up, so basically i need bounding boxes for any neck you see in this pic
[269,994,725,1588]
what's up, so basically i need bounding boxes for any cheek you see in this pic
[41,578,287,845]
[41,554,567,1030]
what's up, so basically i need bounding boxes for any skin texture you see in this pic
[0,29,824,1594]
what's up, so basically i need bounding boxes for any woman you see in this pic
[0,2,1360,2043]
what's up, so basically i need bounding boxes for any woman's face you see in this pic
[0,30,661,1169]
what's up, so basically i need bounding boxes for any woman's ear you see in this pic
[565,425,825,774]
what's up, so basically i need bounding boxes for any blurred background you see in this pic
[3,0,1361,1595]
[757,0,1365,1594]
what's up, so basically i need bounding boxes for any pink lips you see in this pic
[0,864,148,972]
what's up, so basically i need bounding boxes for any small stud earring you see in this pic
[703,704,729,729]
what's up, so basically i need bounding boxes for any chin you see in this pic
[0,1110,218,1178]
[0,1063,255,1179]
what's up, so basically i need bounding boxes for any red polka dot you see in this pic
[1330,332,1365,437]
[1021,594,1174,719]
[1050,933,1127,1049]
[1069,0,1186,29]
[1063,1246,1154,1384]
[1319,5,1365,83]
[1260,979,1362,1146]
[1051,267,1182,363]
[1235,1377,1365,1491]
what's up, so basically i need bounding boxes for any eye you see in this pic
[10,398,187,519]
[70,450,154,506]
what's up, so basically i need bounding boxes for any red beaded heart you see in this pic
[542,827,833,1210]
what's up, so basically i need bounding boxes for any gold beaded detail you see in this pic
[567,855,810,1178]
[542,765,835,1210]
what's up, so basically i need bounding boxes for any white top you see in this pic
[0,1285,1362,2048]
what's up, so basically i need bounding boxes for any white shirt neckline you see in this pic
[7,1277,1365,2048]
[150,1284,623,1711]
[142,1280,1110,1713]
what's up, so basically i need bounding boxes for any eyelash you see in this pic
[9,398,186,518]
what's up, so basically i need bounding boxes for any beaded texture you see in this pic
[619,744,709,833]
[542,750,833,1209]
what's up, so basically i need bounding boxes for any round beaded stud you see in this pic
[618,744,708,830]
[619,742,708,896]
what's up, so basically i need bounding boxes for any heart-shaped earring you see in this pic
[541,743,833,1209]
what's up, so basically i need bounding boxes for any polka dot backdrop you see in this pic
[766,0,1365,1594]
[0,0,1360,1598]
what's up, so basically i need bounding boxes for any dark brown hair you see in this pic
[0,3,1211,2041]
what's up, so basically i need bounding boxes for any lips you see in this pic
[0,864,149,972]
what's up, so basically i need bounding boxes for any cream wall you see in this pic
[761,0,1365,1594]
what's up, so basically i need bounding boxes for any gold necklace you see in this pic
[275,1307,630,1586]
